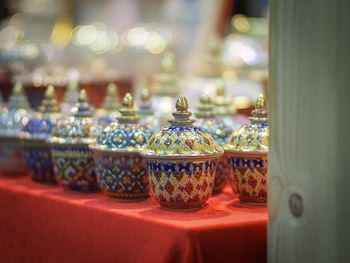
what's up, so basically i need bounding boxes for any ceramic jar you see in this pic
[225,94,268,204]
[194,94,232,194]
[91,93,152,200]
[21,85,60,183]
[49,89,98,191]
[138,87,157,131]
[95,82,120,126]
[213,80,240,131]
[141,95,223,211]
[0,82,31,175]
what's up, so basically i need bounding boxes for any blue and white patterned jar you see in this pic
[0,82,31,175]
[91,93,152,200]
[141,95,223,211]
[21,85,60,183]
[225,94,268,204]
[195,94,232,194]
[49,89,98,191]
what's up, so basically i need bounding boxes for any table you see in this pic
[0,175,267,263]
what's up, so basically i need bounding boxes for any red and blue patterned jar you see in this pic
[49,89,98,191]
[225,94,268,204]
[141,95,223,211]
[194,94,233,194]
[90,93,152,200]
[21,85,60,183]
[0,82,31,175]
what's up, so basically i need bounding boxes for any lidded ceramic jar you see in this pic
[90,93,152,200]
[138,87,157,131]
[21,85,60,183]
[225,94,268,204]
[95,82,120,126]
[0,82,31,175]
[60,80,79,114]
[213,80,239,130]
[152,51,181,128]
[141,95,223,211]
[49,89,98,191]
[194,94,232,194]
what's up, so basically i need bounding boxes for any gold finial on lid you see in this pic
[71,89,94,117]
[169,95,195,126]
[13,82,24,95]
[107,82,117,96]
[249,93,268,123]
[161,51,176,73]
[118,93,139,123]
[195,93,214,118]
[102,82,120,110]
[141,87,150,101]
[39,85,59,113]
[216,80,225,97]
[68,80,79,91]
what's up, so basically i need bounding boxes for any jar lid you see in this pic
[49,89,96,145]
[22,85,60,140]
[91,93,152,153]
[195,94,232,145]
[141,95,223,159]
[225,93,268,152]
[0,82,31,137]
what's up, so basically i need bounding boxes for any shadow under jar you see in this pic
[141,95,223,211]
[48,89,98,192]
[225,94,269,204]
[90,93,152,200]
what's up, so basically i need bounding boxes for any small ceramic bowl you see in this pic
[21,85,60,183]
[49,89,98,191]
[225,94,269,204]
[141,95,223,211]
[90,93,152,200]
[0,82,31,175]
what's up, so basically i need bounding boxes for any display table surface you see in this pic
[0,175,267,263]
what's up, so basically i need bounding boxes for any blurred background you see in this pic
[0,0,268,118]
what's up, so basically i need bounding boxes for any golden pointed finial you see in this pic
[68,80,79,91]
[195,93,214,118]
[249,93,268,123]
[78,89,88,102]
[122,93,133,108]
[161,51,176,73]
[169,95,194,126]
[45,85,55,98]
[118,93,139,123]
[13,82,24,95]
[216,80,225,97]
[255,93,266,109]
[176,95,189,112]
[107,83,117,96]
[141,88,150,101]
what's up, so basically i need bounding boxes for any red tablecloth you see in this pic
[0,175,267,263]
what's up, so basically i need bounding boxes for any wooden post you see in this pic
[269,0,350,262]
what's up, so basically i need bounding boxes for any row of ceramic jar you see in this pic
[0,83,268,211]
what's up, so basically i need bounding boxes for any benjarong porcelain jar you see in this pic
[138,87,157,131]
[0,82,31,175]
[141,95,223,211]
[194,94,232,194]
[91,93,152,200]
[49,89,98,191]
[21,85,60,183]
[225,94,268,204]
